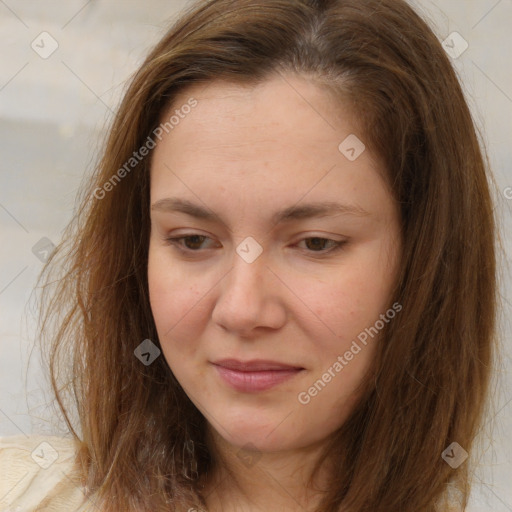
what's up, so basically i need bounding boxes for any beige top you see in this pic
[0,434,97,512]
[1,434,467,512]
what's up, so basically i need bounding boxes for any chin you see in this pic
[209,414,302,453]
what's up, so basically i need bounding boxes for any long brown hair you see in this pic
[36,0,498,510]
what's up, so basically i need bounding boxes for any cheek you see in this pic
[147,246,209,360]
[287,240,399,377]
[298,263,395,344]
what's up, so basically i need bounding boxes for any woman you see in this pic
[0,0,497,510]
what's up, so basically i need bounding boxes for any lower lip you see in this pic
[213,365,304,392]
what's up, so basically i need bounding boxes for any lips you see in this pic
[212,359,304,392]
[213,358,303,371]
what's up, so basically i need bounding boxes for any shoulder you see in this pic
[0,434,96,511]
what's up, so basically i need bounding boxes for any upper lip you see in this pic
[212,359,303,371]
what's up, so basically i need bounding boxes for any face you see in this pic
[148,73,402,454]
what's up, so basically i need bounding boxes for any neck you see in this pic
[201,426,331,512]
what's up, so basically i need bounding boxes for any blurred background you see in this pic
[0,0,511,510]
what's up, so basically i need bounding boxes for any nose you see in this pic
[210,250,287,336]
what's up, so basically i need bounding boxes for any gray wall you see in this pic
[0,1,510,510]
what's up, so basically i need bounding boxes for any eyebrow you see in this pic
[151,197,370,225]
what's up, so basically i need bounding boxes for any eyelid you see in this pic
[165,233,219,252]
[163,232,347,256]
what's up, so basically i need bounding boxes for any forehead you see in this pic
[149,74,394,224]
[161,74,357,153]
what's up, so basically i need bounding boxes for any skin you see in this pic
[148,72,402,511]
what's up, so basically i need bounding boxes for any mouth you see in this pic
[211,359,305,392]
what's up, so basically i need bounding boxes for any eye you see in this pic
[295,237,346,254]
[164,234,216,252]
[163,234,346,256]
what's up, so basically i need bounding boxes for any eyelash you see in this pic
[163,234,347,256]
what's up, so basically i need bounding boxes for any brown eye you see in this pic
[298,237,346,253]
[304,237,330,251]
[181,235,208,250]
[165,234,216,252]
